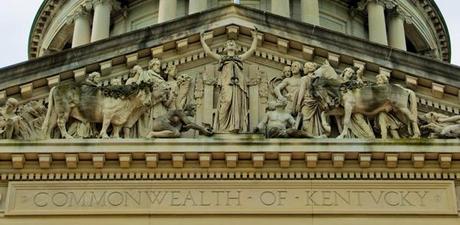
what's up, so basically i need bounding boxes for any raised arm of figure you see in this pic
[200,32,220,60]
[240,29,260,61]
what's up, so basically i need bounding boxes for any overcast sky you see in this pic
[0,0,458,68]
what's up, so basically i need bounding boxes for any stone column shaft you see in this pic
[388,13,407,50]
[158,0,177,23]
[300,0,319,25]
[271,0,290,17]
[367,0,388,45]
[71,10,91,47]
[189,0,207,14]
[91,0,113,42]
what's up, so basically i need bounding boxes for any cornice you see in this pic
[417,0,451,62]
[0,139,459,178]
[28,0,65,59]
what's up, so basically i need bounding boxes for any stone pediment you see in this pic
[0,4,458,140]
[1,5,460,223]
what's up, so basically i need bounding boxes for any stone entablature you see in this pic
[0,138,459,171]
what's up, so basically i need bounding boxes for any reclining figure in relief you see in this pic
[419,112,460,138]
[147,104,214,138]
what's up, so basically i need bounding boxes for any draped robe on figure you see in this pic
[215,55,248,133]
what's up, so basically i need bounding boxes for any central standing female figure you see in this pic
[200,29,259,133]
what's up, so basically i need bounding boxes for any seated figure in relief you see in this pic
[147,104,213,138]
[0,98,21,139]
[255,101,313,138]
[274,61,303,114]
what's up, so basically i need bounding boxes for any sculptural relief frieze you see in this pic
[0,32,459,140]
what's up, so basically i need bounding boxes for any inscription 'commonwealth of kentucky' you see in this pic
[5,181,457,215]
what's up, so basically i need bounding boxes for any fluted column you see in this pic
[70,7,91,47]
[91,0,118,42]
[300,0,319,25]
[366,0,388,45]
[388,8,407,50]
[158,0,177,23]
[271,0,290,17]
[189,0,207,14]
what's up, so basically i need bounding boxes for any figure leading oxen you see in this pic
[42,72,165,139]
[308,61,420,139]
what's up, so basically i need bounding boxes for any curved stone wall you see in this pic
[30,0,450,62]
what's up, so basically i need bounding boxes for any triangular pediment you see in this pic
[0,4,458,140]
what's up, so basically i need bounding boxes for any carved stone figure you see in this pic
[164,65,191,110]
[275,61,303,114]
[375,72,402,139]
[296,62,331,137]
[146,58,166,83]
[269,65,290,99]
[420,112,460,138]
[311,62,420,139]
[84,72,101,87]
[42,72,152,139]
[200,28,260,133]
[176,73,192,109]
[164,64,179,110]
[147,104,213,138]
[16,100,47,140]
[338,65,375,139]
[256,101,313,138]
[0,98,21,139]
[134,59,169,137]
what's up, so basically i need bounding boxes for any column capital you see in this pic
[358,0,396,11]
[66,6,91,25]
[92,0,121,10]
[388,6,414,24]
